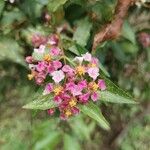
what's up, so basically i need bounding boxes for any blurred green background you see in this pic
[0,0,150,150]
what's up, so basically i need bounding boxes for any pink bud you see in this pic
[47,108,55,115]
[25,56,33,63]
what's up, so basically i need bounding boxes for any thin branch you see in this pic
[92,0,135,50]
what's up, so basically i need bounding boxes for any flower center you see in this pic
[89,63,97,67]
[69,98,77,107]
[65,110,72,117]
[89,82,99,91]
[76,65,85,75]
[44,54,52,62]
[53,86,63,95]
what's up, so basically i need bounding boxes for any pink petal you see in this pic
[78,80,87,90]
[70,85,82,96]
[43,83,53,95]
[51,70,65,83]
[91,92,99,102]
[36,61,46,72]
[79,92,90,103]
[71,107,80,115]
[34,45,45,53]
[54,96,62,104]
[53,60,62,70]
[98,79,106,90]
[47,108,55,115]
[50,47,61,56]
[87,67,99,80]
[82,52,92,62]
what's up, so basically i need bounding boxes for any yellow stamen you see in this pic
[27,74,34,80]
[89,82,99,91]
[76,65,85,76]
[65,110,72,117]
[44,54,51,62]
[69,98,77,107]
[89,63,97,67]
[53,86,63,95]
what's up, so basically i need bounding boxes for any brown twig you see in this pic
[92,0,135,50]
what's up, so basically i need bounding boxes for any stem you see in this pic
[92,0,135,51]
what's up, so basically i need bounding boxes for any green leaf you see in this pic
[122,21,136,44]
[100,91,137,104]
[34,131,61,150]
[99,61,110,77]
[0,1,5,16]
[23,94,56,110]
[80,102,110,130]
[100,75,137,104]
[64,134,81,150]
[0,8,26,32]
[75,44,87,55]
[48,0,69,12]
[73,18,92,47]
[0,37,25,66]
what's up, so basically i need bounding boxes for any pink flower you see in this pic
[91,58,99,66]
[70,85,82,96]
[62,65,74,76]
[60,113,67,120]
[53,60,62,70]
[87,67,99,80]
[98,79,106,90]
[82,52,92,62]
[54,96,62,104]
[71,107,80,115]
[25,56,33,63]
[65,82,75,91]
[91,92,99,101]
[36,61,46,72]
[47,108,55,115]
[79,93,90,103]
[35,72,46,85]
[50,47,61,56]
[47,63,55,73]
[51,70,65,83]
[48,34,59,45]
[78,80,87,90]
[32,34,47,47]
[34,45,45,53]
[43,83,53,95]
[61,93,71,100]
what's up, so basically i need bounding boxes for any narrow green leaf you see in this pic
[23,94,56,110]
[122,21,136,44]
[100,91,137,104]
[75,43,87,55]
[64,134,81,150]
[73,18,92,47]
[80,102,110,130]
[0,1,5,16]
[99,61,110,77]
[99,75,137,104]
[102,75,133,99]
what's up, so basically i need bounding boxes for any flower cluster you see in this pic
[26,34,106,120]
